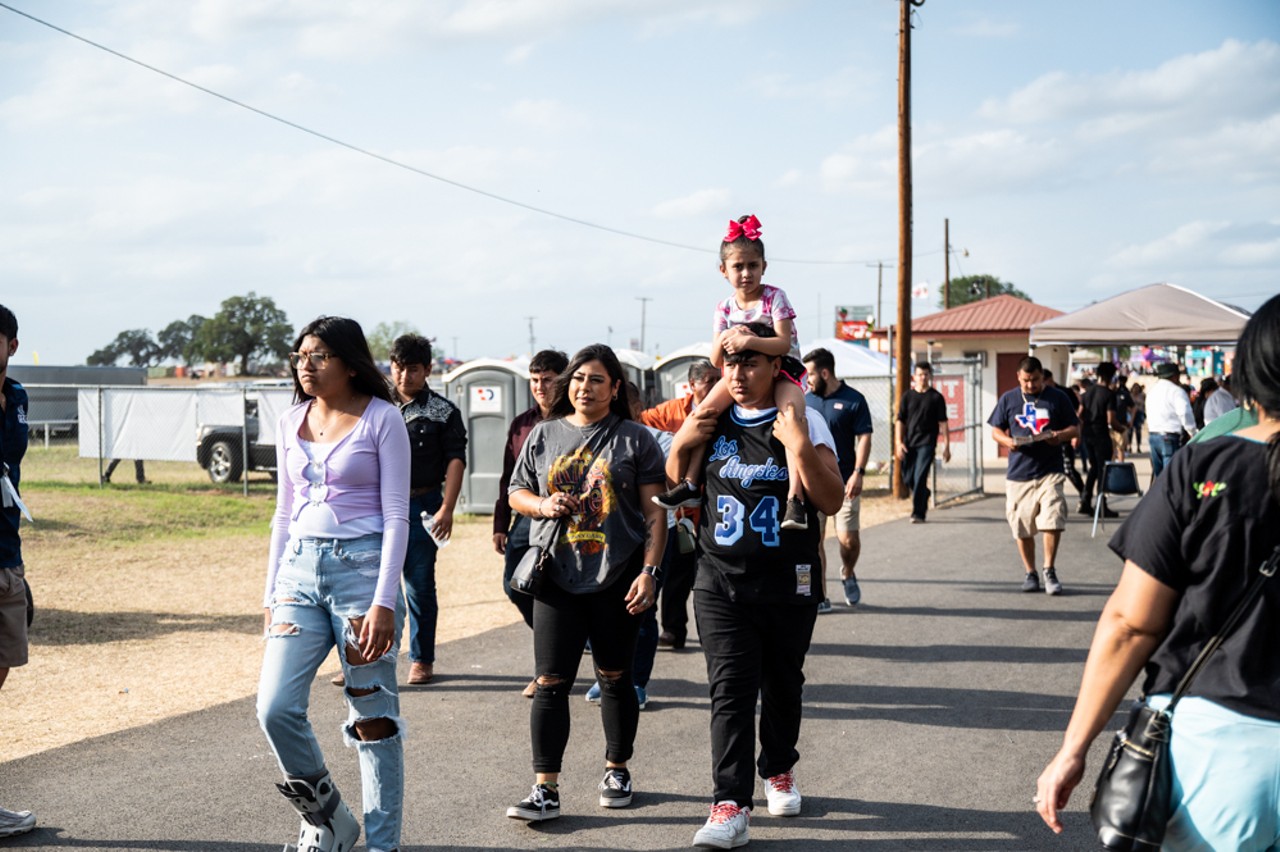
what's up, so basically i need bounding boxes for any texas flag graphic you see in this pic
[1014,402,1050,435]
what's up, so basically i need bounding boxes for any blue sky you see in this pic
[2,1,1277,366]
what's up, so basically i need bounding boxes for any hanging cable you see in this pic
[2,1,946,267]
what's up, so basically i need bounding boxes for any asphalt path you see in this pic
[3,483,1142,851]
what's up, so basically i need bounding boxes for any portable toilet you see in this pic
[652,342,714,402]
[444,357,532,515]
[613,348,657,406]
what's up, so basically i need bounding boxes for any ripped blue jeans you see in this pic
[257,534,405,852]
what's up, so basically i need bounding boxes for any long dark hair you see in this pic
[290,316,393,405]
[1234,294,1280,505]
[548,344,632,422]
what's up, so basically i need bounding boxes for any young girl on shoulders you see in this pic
[655,214,811,529]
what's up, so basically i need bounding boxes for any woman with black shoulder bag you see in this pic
[1035,293,1280,851]
[504,344,668,823]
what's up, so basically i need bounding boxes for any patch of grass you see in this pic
[21,444,277,492]
[23,487,277,546]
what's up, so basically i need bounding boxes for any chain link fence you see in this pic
[843,366,985,505]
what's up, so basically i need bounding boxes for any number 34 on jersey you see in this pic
[712,494,782,547]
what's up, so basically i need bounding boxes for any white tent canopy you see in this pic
[801,338,895,378]
[654,338,893,378]
[1029,283,1249,347]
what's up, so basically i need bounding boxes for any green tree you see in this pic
[937,274,1030,309]
[86,329,161,367]
[195,293,292,375]
[366,320,421,362]
[157,314,207,366]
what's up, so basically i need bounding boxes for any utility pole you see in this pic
[944,218,950,310]
[868,261,895,335]
[895,0,924,499]
[636,297,652,353]
[525,316,536,356]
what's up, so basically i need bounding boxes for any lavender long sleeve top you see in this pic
[264,397,411,611]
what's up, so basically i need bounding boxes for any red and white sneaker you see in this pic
[693,801,750,848]
[764,770,802,816]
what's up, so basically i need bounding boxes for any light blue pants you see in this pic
[1148,694,1280,852]
[257,534,406,852]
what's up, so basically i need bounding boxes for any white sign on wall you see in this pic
[471,385,503,414]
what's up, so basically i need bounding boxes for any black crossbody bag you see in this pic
[509,417,623,597]
[1090,544,1279,851]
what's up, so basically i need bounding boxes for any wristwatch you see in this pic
[641,565,661,578]
[855,467,866,475]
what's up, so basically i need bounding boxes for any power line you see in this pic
[2,1,949,268]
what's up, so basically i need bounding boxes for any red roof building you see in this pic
[872,295,1071,461]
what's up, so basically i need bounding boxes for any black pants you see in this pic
[695,588,818,809]
[1081,428,1112,508]
[501,515,535,628]
[530,556,643,773]
[660,540,697,642]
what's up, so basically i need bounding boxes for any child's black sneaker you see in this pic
[779,497,808,530]
[653,480,701,510]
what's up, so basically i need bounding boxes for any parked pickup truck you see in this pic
[195,384,290,483]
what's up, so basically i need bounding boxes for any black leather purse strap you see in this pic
[1166,544,1280,713]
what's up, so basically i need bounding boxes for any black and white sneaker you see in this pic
[598,767,633,808]
[653,480,701,510]
[779,497,808,530]
[507,783,560,821]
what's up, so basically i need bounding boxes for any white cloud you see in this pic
[652,188,731,218]
[504,98,588,132]
[757,65,878,105]
[774,168,802,188]
[506,43,536,64]
[1109,221,1231,268]
[1108,220,1280,271]
[1149,112,1280,183]
[952,17,1019,39]
[915,128,1069,195]
[818,125,895,197]
[980,39,1280,130]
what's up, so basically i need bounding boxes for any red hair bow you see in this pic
[724,215,762,242]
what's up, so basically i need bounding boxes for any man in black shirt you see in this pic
[1078,361,1122,518]
[894,363,950,523]
[390,334,467,685]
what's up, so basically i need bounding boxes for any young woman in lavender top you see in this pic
[256,316,410,852]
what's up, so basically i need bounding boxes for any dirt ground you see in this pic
[2,488,912,764]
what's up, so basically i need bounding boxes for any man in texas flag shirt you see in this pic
[988,356,1079,596]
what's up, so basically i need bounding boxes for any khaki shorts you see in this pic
[818,494,861,535]
[0,565,29,669]
[1005,474,1067,539]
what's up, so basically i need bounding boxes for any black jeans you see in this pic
[694,588,818,809]
[660,537,697,642]
[501,515,535,628]
[902,444,935,520]
[1081,428,1112,507]
[530,555,643,773]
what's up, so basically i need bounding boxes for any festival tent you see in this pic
[1028,283,1250,347]
[801,338,895,378]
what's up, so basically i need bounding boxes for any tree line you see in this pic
[87,293,421,374]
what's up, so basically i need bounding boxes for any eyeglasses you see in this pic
[288,351,335,369]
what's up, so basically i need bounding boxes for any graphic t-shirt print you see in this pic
[1015,401,1050,434]
[547,448,615,555]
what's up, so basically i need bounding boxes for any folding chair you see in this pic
[1092,461,1142,538]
